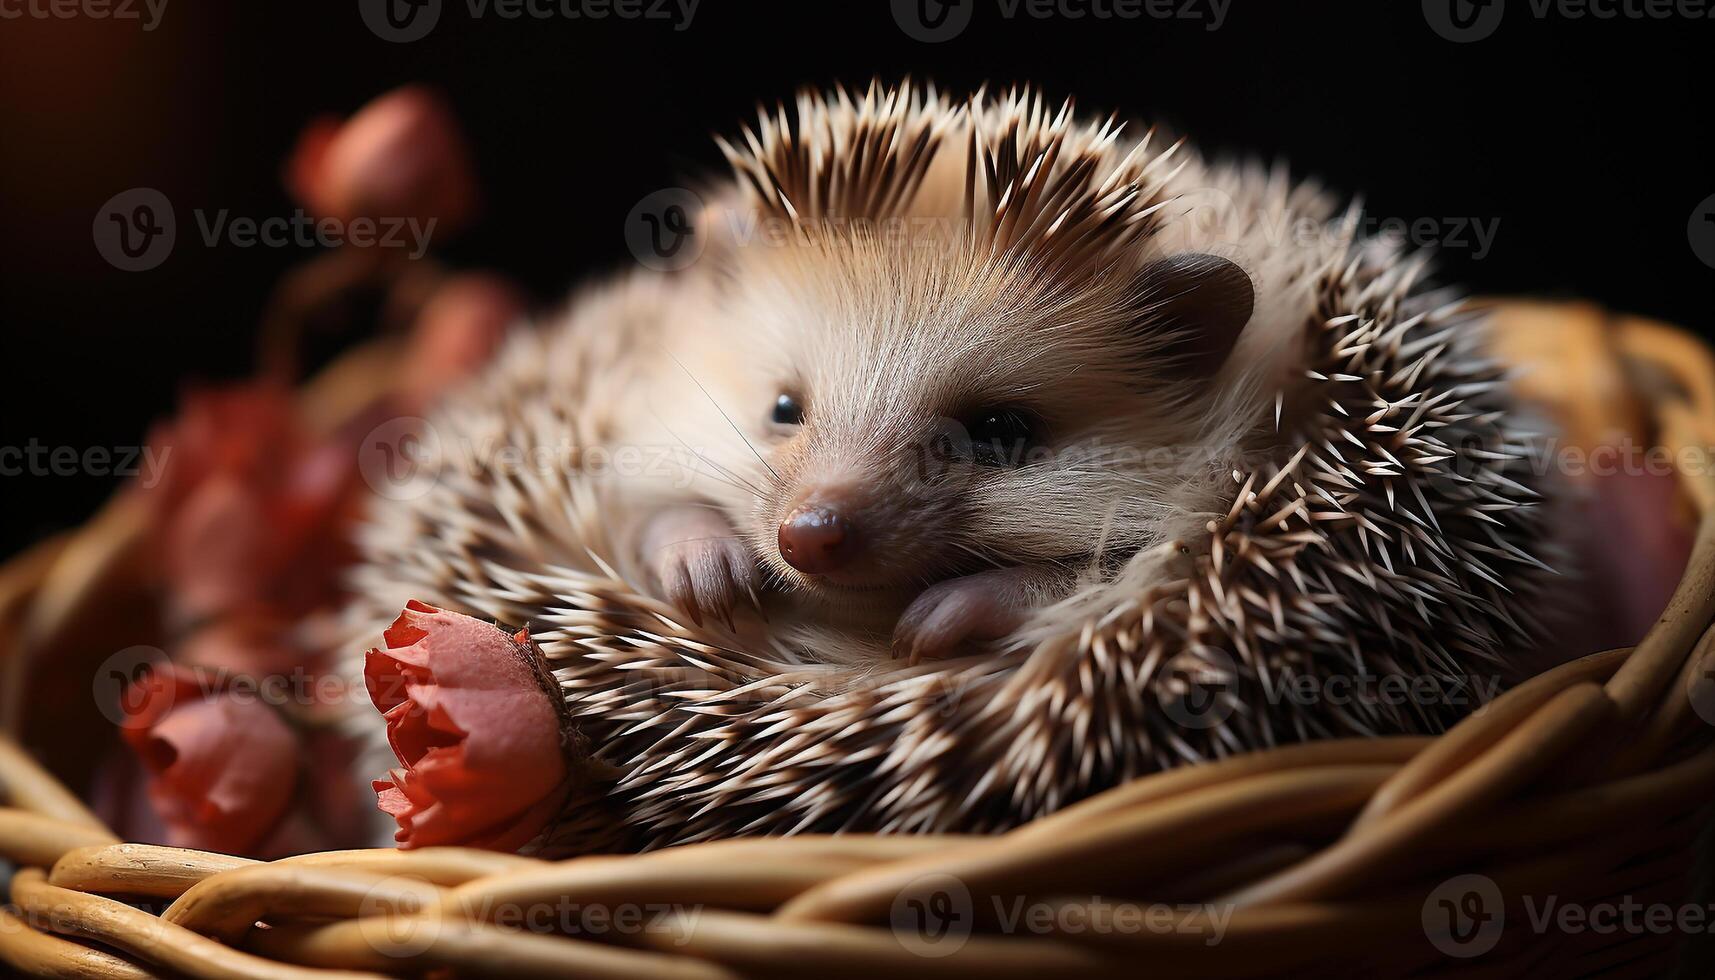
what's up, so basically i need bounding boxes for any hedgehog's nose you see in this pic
[778,506,858,574]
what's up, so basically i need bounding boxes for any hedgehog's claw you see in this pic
[666,560,703,627]
[893,568,1036,663]
[642,505,759,633]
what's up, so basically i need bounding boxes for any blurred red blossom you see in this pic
[143,383,359,626]
[176,617,312,678]
[367,600,569,851]
[1573,466,1693,651]
[118,665,299,854]
[397,273,524,409]
[110,83,519,857]
[286,85,477,238]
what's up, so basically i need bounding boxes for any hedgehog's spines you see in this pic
[343,83,1560,853]
[719,83,1190,273]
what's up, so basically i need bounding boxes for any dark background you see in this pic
[0,0,1707,557]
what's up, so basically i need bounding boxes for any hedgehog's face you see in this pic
[712,241,1254,597]
[756,379,1058,594]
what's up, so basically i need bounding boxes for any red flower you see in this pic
[144,383,357,624]
[286,86,476,237]
[396,273,524,410]
[119,666,298,854]
[367,601,569,851]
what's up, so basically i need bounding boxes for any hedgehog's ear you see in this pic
[1130,253,1254,376]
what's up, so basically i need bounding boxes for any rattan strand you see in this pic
[0,304,1710,977]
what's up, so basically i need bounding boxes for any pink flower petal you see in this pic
[366,601,569,850]
[397,274,524,408]
[285,86,476,235]
[145,382,359,623]
[120,667,298,854]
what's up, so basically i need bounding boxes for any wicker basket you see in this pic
[1,302,1711,978]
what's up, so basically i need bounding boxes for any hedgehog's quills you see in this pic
[342,82,1561,852]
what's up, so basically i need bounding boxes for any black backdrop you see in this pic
[0,0,1707,555]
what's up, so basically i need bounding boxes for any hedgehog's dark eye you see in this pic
[962,407,1038,467]
[771,393,804,425]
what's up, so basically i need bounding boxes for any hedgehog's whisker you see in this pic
[678,459,768,502]
[652,534,744,553]
[650,411,771,501]
[662,347,783,488]
[660,441,765,499]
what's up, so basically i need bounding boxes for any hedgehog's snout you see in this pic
[778,503,860,574]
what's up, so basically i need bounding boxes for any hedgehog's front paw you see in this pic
[641,505,760,630]
[892,566,1057,665]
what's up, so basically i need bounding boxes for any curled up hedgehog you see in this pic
[345,82,1562,852]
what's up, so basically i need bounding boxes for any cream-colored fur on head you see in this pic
[599,84,1349,658]
[341,82,1557,850]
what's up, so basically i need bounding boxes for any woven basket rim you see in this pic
[1,300,1712,978]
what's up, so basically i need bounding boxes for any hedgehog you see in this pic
[343,82,1559,851]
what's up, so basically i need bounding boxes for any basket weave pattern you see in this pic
[0,302,1711,977]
